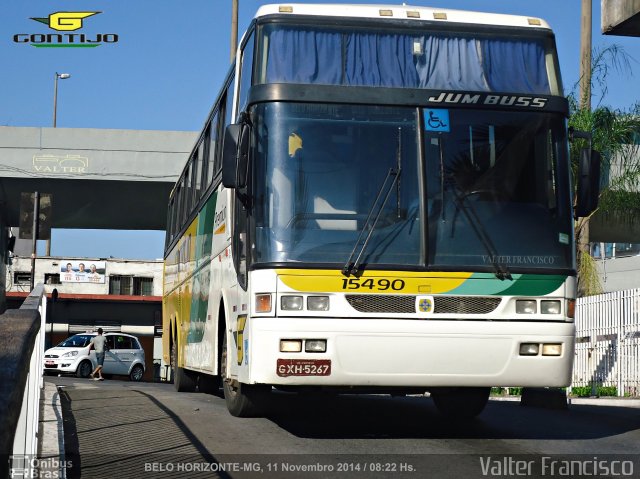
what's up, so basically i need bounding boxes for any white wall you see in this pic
[7,255,163,296]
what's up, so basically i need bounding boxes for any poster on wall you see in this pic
[60,260,106,284]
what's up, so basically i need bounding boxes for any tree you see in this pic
[568,45,640,296]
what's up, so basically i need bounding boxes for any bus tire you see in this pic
[221,332,270,417]
[172,340,196,392]
[431,387,490,419]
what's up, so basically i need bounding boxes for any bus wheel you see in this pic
[431,387,490,419]
[172,339,196,392]
[221,332,270,417]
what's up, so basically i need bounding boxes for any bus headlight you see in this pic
[307,296,329,311]
[281,296,303,310]
[541,300,561,315]
[280,339,302,352]
[542,343,562,356]
[519,343,539,356]
[305,339,327,352]
[516,300,537,314]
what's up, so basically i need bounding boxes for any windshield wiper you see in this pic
[342,166,401,276]
[452,191,512,280]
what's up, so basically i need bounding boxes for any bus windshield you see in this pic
[258,23,560,95]
[252,102,573,272]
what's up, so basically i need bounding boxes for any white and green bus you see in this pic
[163,3,600,418]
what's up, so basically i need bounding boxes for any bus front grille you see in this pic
[433,296,501,314]
[345,295,501,314]
[345,295,415,313]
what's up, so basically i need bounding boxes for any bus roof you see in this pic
[255,4,552,31]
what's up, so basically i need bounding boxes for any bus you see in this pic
[163,3,600,418]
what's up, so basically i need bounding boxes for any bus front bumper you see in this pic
[246,317,575,388]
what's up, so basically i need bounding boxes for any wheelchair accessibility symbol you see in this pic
[424,109,450,132]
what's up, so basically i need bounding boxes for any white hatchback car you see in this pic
[43,332,146,381]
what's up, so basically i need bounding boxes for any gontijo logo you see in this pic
[32,12,100,31]
[13,12,119,47]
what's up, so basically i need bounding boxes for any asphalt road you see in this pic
[49,376,640,478]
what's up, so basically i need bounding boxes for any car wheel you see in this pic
[129,364,144,382]
[76,360,93,378]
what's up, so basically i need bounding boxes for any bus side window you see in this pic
[238,30,255,114]
[208,111,220,184]
[224,77,236,128]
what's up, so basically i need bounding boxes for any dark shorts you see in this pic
[96,352,105,366]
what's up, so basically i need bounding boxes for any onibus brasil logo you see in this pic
[13,12,118,47]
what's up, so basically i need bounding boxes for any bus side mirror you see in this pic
[222,124,250,189]
[575,148,601,217]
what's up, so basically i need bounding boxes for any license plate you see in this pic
[277,359,331,377]
[45,362,55,367]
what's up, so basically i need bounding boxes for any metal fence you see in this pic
[573,288,640,396]
[0,284,46,478]
[12,285,46,460]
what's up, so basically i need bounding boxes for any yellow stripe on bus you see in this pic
[277,269,473,294]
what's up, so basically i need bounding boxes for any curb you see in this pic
[568,397,640,408]
[38,382,66,478]
[490,395,640,408]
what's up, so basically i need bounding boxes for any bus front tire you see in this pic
[223,380,271,417]
[431,387,490,419]
[221,332,270,416]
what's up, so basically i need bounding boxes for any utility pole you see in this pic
[30,192,40,291]
[230,0,238,62]
[580,0,592,110]
[578,0,594,297]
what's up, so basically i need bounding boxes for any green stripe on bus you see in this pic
[449,274,567,296]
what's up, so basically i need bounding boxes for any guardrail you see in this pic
[0,284,46,478]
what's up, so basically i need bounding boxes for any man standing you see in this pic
[89,328,107,381]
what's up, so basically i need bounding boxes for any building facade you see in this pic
[7,255,164,381]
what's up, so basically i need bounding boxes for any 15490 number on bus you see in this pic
[341,277,405,291]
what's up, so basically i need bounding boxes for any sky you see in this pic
[1,0,639,260]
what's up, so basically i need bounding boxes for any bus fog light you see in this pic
[519,343,539,356]
[307,296,329,311]
[280,339,302,352]
[255,294,272,313]
[516,300,537,314]
[281,296,303,310]
[305,339,326,353]
[542,343,562,356]
[541,300,561,314]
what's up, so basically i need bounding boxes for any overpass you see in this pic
[0,126,197,230]
[1,125,637,241]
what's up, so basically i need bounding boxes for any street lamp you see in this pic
[47,72,70,257]
[53,72,71,128]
